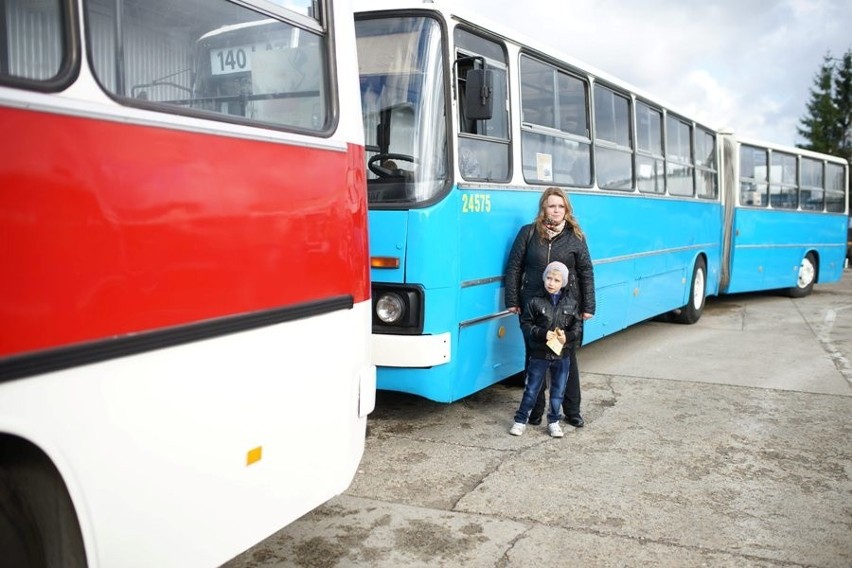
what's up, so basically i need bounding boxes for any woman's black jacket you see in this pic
[504,223,596,316]
[521,293,583,359]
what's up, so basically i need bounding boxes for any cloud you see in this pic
[454,0,852,146]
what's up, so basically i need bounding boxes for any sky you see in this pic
[455,0,852,147]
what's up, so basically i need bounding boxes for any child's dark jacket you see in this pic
[521,292,582,360]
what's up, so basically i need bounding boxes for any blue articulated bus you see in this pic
[720,135,848,296]
[354,1,850,403]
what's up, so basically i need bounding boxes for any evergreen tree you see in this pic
[798,50,852,210]
[797,54,841,155]
[832,50,852,161]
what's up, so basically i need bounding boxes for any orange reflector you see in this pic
[371,256,400,269]
[246,446,262,466]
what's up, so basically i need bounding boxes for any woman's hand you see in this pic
[508,306,521,314]
[582,312,593,320]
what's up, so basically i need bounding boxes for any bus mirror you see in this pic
[464,69,493,120]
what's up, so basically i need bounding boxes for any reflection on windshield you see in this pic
[356,16,448,206]
[194,19,326,130]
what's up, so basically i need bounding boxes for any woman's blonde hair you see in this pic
[535,187,585,240]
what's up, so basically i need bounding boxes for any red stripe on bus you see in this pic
[0,107,369,358]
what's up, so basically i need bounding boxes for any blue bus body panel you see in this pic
[368,210,408,284]
[371,190,530,402]
[573,192,723,343]
[370,186,723,402]
[726,209,847,294]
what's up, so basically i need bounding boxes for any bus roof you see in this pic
[732,134,850,163]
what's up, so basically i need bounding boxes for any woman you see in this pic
[504,187,595,427]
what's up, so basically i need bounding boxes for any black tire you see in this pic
[0,469,43,568]
[0,438,87,568]
[671,257,706,324]
[786,252,816,298]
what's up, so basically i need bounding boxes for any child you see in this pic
[509,261,582,438]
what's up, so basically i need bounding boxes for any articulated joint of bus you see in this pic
[370,284,451,367]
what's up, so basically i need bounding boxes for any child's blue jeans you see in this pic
[514,356,570,425]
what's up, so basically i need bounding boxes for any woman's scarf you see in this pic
[545,220,566,240]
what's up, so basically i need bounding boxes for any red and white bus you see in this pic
[0,1,374,567]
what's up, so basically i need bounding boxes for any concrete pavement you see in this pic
[224,270,852,568]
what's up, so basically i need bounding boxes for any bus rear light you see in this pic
[371,256,400,269]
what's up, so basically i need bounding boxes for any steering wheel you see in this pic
[368,153,416,178]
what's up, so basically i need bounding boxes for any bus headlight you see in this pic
[371,284,424,334]
[376,293,405,324]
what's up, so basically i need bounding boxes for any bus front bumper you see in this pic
[371,332,451,367]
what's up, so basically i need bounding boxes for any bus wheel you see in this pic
[672,257,706,324]
[0,437,87,568]
[786,252,816,298]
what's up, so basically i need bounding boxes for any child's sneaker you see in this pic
[548,422,564,438]
[509,422,526,436]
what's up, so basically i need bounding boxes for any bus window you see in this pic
[740,145,768,206]
[666,116,694,196]
[800,157,825,211]
[85,0,329,132]
[267,0,320,19]
[769,152,799,209]
[636,101,665,194]
[520,55,591,186]
[356,15,448,205]
[826,162,846,212]
[1,0,68,84]
[455,28,510,182]
[594,84,633,190]
[695,127,718,199]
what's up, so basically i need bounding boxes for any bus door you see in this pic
[718,134,737,293]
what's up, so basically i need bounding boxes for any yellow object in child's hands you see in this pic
[546,328,565,354]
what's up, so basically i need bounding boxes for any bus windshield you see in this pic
[356,16,448,206]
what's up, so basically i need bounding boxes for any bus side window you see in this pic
[1,0,68,85]
[85,0,330,132]
[739,145,768,206]
[519,54,592,187]
[800,157,824,211]
[454,27,510,183]
[825,163,846,212]
[769,152,799,209]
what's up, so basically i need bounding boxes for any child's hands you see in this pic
[547,329,567,344]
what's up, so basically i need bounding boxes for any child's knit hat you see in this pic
[543,261,569,289]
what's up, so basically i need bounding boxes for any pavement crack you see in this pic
[496,525,536,568]
[794,300,852,386]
